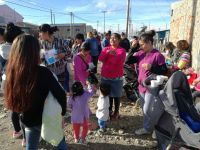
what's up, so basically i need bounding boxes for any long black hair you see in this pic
[4,23,23,43]
[39,24,59,35]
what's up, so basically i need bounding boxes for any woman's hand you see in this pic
[108,50,116,55]
[142,63,152,70]
[56,53,65,59]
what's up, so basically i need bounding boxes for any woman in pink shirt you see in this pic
[99,33,126,120]
[126,30,168,135]
[73,42,92,86]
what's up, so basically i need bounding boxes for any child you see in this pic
[96,83,111,132]
[68,81,94,144]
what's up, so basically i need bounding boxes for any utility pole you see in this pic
[53,14,55,24]
[118,24,120,33]
[126,0,130,36]
[149,22,151,30]
[97,20,99,32]
[102,11,106,34]
[50,9,53,24]
[70,12,73,38]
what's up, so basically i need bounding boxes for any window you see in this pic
[76,28,80,32]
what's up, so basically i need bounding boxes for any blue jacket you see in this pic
[86,38,99,56]
[102,38,109,48]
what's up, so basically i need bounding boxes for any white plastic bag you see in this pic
[41,72,64,146]
[41,92,64,146]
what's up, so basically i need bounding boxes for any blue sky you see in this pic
[0,0,179,32]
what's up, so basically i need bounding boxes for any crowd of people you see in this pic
[0,22,200,150]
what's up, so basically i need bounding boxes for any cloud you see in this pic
[95,1,107,9]
[64,4,91,12]
[0,0,5,5]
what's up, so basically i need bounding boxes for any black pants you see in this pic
[11,112,25,138]
[109,97,120,113]
[92,56,99,74]
[11,112,21,132]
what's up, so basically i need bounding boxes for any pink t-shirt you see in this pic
[99,46,126,78]
[73,53,91,85]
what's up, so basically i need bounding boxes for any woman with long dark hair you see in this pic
[5,34,67,150]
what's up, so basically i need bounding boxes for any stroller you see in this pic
[123,64,139,102]
[152,71,200,149]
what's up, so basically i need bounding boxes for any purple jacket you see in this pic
[68,89,94,123]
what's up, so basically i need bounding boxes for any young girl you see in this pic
[68,81,94,144]
[96,83,111,132]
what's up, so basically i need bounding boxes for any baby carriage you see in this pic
[153,71,200,149]
[123,64,139,102]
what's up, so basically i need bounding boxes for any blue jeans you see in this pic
[98,119,106,129]
[25,126,67,150]
[139,92,164,132]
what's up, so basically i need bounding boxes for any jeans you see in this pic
[139,92,164,132]
[98,119,106,129]
[25,126,67,150]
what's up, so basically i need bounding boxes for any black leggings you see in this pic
[11,112,25,138]
[11,112,21,132]
[109,97,120,113]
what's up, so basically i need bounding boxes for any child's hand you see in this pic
[192,79,199,86]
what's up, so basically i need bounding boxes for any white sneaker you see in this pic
[152,130,157,139]
[135,128,151,135]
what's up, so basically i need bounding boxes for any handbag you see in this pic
[78,55,99,85]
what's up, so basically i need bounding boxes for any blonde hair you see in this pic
[87,32,93,38]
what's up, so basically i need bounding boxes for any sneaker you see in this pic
[12,131,22,139]
[74,138,79,144]
[135,128,151,135]
[152,130,157,139]
[98,128,106,133]
[21,139,26,147]
[111,112,120,121]
[79,138,88,145]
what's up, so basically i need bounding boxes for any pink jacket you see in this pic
[73,53,91,85]
[99,46,126,78]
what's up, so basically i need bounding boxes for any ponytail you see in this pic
[39,24,59,35]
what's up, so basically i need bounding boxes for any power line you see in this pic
[73,14,96,23]
[3,0,50,13]
[17,0,50,10]
[3,0,71,16]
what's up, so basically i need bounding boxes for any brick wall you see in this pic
[169,0,200,70]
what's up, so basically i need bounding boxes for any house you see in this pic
[0,4,23,24]
[53,23,87,39]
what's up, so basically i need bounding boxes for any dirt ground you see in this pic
[0,63,157,150]
[0,92,157,150]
